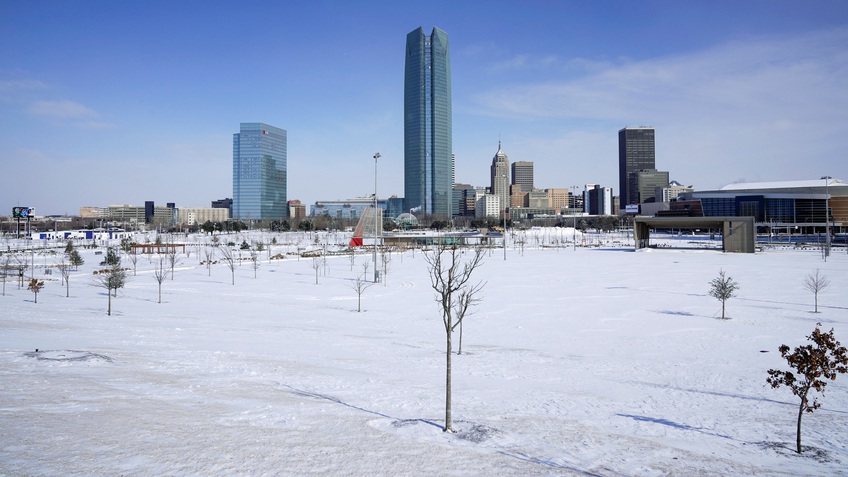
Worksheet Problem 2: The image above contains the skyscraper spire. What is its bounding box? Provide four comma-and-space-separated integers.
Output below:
490, 141, 510, 216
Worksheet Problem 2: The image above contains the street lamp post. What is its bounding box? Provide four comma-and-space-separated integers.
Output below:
502, 174, 507, 261
373, 152, 381, 282
570, 185, 579, 251
823, 175, 831, 260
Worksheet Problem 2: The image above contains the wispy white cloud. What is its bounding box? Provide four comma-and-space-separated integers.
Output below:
75, 120, 116, 130
25, 99, 116, 129
0, 79, 47, 92
27, 99, 98, 119
487, 53, 562, 73
468, 28, 848, 188
473, 28, 848, 124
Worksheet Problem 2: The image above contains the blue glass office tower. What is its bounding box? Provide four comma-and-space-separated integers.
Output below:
232, 123, 287, 221
405, 27, 452, 217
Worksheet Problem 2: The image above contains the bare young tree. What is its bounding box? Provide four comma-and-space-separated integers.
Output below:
204, 247, 215, 277
361, 260, 369, 282
381, 250, 391, 286
57, 263, 72, 297
1, 253, 12, 296
94, 265, 128, 316
803, 269, 830, 313
708, 269, 740, 320
767, 323, 848, 454
219, 247, 237, 285
423, 245, 486, 432
126, 250, 140, 276
165, 242, 181, 281
312, 257, 321, 284
250, 251, 260, 278
15, 255, 29, 289
152, 257, 169, 303
349, 248, 356, 271
349, 273, 375, 312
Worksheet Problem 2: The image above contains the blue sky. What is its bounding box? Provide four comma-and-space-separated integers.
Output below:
2, 1, 847, 216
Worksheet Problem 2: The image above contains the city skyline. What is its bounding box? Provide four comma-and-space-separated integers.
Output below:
2, 2, 847, 215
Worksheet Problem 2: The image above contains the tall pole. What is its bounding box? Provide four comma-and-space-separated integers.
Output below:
823, 175, 831, 260
373, 152, 381, 282
571, 185, 578, 251
502, 174, 507, 261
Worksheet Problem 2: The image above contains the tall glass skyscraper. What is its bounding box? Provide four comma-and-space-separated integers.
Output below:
405, 26, 452, 217
232, 122, 287, 221
618, 127, 655, 207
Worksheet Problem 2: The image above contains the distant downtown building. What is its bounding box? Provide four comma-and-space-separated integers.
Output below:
232, 122, 287, 221
584, 184, 613, 215
511, 161, 534, 191
636, 169, 670, 203
311, 197, 388, 219
618, 127, 655, 207
177, 207, 229, 226
404, 26, 452, 216
490, 143, 510, 217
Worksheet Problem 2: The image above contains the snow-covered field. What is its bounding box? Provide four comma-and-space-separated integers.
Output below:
1, 232, 847, 476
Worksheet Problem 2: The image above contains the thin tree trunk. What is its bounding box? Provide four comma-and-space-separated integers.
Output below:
796, 398, 805, 453
66, 280, 69, 298
814, 293, 818, 313
445, 327, 453, 432
107, 290, 112, 316
158, 282, 162, 303
722, 300, 726, 319
458, 320, 463, 355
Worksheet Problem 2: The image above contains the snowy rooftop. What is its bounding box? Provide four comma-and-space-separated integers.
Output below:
719, 178, 846, 192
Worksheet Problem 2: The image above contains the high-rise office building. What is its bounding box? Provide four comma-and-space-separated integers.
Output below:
232, 123, 287, 221
404, 26, 452, 216
511, 161, 534, 191
618, 127, 655, 207
585, 184, 613, 215
490, 142, 510, 216
636, 169, 669, 203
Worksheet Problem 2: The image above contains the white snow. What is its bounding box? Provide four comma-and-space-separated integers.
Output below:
1, 232, 847, 476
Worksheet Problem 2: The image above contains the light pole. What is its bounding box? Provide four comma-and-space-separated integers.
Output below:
570, 185, 579, 251
373, 152, 381, 282
822, 175, 831, 260
502, 173, 507, 261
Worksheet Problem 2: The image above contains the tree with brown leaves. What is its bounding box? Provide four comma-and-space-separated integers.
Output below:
767, 323, 848, 453
27, 278, 44, 303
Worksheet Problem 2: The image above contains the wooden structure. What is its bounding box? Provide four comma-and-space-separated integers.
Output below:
131, 243, 186, 254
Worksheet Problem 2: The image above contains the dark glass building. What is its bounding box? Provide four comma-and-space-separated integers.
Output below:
232, 123, 287, 221
618, 127, 656, 207
405, 27, 452, 217
511, 161, 534, 191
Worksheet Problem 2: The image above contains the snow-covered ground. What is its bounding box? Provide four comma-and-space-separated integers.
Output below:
1, 231, 847, 476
